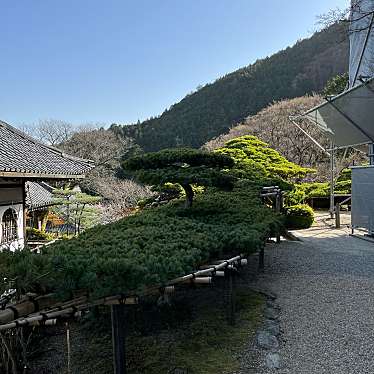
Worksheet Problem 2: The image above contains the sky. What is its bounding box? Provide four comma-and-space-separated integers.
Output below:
0, 0, 348, 128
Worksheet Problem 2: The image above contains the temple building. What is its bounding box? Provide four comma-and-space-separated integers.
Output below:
0, 120, 94, 250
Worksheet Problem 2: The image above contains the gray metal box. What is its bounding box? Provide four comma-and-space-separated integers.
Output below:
351, 166, 374, 234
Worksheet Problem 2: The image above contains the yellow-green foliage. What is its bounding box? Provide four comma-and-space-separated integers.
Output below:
285, 169, 352, 205
26, 228, 54, 241
216, 135, 314, 185
285, 204, 314, 229
323, 72, 349, 96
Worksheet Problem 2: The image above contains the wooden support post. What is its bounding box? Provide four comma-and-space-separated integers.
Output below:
259, 247, 264, 272
111, 304, 127, 374
275, 191, 282, 243
335, 203, 341, 229
22, 180, 27, 248
225, 268, 235, 326
66, 322, 71, 374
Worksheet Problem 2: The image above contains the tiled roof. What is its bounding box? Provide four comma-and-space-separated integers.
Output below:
25, 181, 54, 210
0, 120, 94, 178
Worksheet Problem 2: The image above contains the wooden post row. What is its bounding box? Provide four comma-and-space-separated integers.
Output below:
335, 203, 341, 229
111, 304, 127, 374
225, 268, 235, 326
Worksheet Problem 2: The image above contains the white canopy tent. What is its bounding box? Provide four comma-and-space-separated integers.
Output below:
291, 78, 374, 232
291, 77, 374, 149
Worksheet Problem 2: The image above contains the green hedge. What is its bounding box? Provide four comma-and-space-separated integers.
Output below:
285, 175, 352, 206
0, 183, 283, 298
285, 204, 314, 230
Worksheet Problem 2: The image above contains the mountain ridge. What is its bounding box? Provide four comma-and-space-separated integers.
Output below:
112, 23, 349, 151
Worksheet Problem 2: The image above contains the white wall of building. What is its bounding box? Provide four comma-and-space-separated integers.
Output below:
0, 183, 24, 251
0, 203, 24, 251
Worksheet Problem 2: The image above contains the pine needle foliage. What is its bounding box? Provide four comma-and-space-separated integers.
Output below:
284, 168, 352, 205
123, 148, 235, 207
52, 188, 101, 235
216, 135, 314, 185
0, 183, 282, 298
0, 139, 292, 299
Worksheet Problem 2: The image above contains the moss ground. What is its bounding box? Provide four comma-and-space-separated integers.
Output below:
29, 282, 264, 374
126, 288, 264, 374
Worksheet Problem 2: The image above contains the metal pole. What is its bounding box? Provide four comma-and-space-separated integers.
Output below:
289, 119, 330, 156
111, 304, 127, 374
330, 143, 335, 219
369, 143, 374, 165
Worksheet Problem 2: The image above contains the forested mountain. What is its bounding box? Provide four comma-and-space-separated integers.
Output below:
111, 23, 348, 151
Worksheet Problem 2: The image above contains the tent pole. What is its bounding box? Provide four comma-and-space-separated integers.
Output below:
330, 143, 335, 219
289, 118, 330, 156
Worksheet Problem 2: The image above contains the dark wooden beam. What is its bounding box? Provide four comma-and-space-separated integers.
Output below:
22, 179, 27, 247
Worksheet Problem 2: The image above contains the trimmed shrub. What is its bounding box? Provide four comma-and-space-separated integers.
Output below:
285, 204, 314, 230
284, 187, 306, 206
216, 135, 314, 182
1, 183, 283, 298
26, 228, 53, 241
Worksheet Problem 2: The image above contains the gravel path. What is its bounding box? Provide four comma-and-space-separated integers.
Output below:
252, 225, 374, 374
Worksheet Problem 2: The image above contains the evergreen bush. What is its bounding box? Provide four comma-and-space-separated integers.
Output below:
285, 204, 314, 230
26, 228, 53, 241
0, 183, 283, 298
216, 136, 314, 189
123, 148, 234, 208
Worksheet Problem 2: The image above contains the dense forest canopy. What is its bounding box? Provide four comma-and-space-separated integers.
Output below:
111, 23, 348, 151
